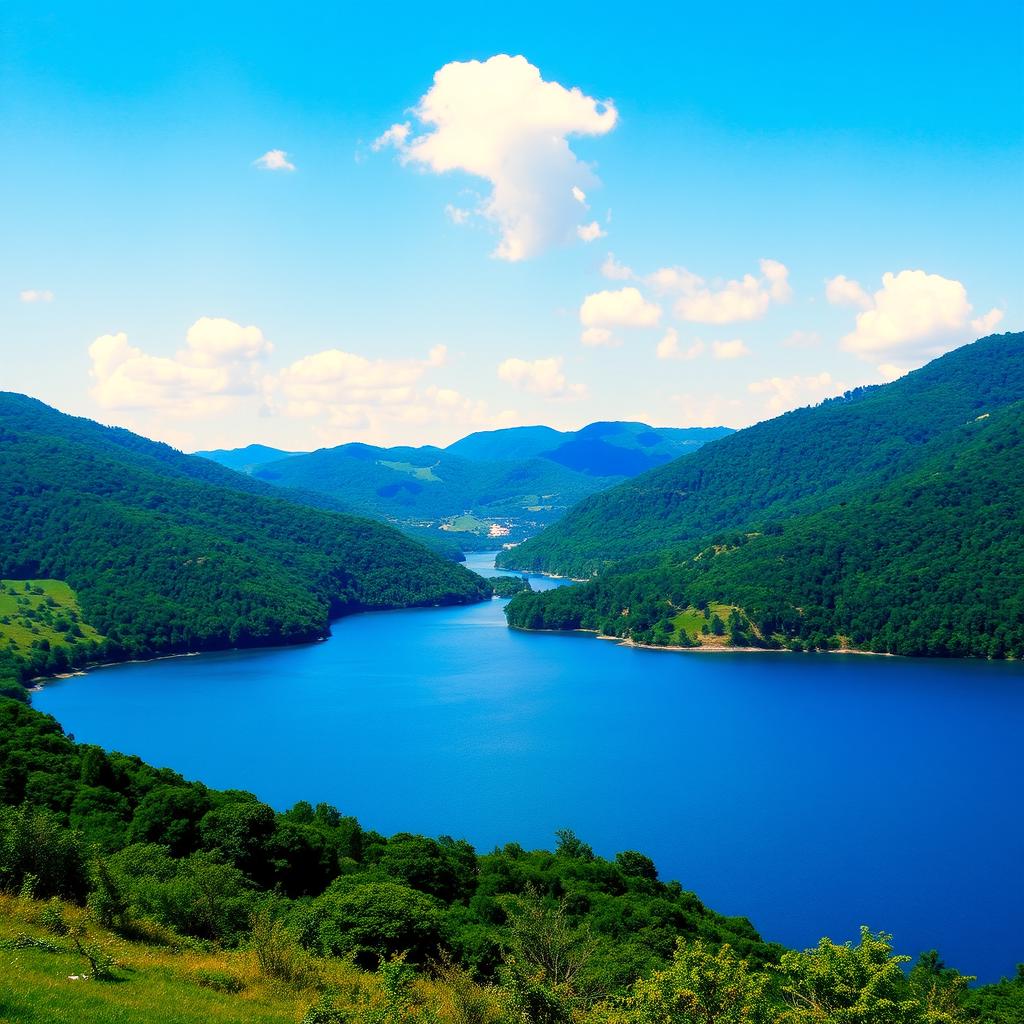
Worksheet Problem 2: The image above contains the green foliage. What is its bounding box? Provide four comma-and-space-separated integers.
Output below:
506, 398, 1024, 658
487, 575, 533, 598
300, 880, 446, 967
0, 391, 490, 680
501, 332, 1024, 579
597, 939, 774, 1024
777, 927, 964, 1023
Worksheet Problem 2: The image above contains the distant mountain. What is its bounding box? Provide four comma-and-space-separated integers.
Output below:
500, 333, 1024, 578
503, 333, 1024, 658
194, 443, 305, 473
0, 393, 489, 686
540, 422, 733, 477
192, 422, 731, 550
447, 421, 733, 477
245, 442, 616, 547
446, 425, 567, 462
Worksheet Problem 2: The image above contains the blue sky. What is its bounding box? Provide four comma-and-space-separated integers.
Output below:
2, 1, 1022, 450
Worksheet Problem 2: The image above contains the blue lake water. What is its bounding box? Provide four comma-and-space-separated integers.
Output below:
35, 552, 1024, 981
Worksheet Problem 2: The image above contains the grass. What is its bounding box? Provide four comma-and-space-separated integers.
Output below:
669, 602, 742, 645
0, 895, 502, 1024
0, 580, 104, 657
377, 460, 441, 482
441, 514, 489, 534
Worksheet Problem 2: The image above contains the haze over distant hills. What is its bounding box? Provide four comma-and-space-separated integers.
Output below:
197, 421, 732, 549
502, 333, 1024, 659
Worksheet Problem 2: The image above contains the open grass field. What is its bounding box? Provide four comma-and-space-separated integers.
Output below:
0, 895, 499, 1024
670, 601, 741, 645
0, 580, 103, 657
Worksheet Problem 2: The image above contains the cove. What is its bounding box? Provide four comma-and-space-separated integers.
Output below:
34, 552, 1024, 982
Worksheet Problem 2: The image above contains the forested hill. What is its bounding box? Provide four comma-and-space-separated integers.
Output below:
498, 332, 1024, 578
505, 399, 1024, 658
0, 393, 489, 686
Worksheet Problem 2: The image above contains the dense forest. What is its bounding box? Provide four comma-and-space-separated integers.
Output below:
0, 393, 489, 693
0, 696, 1020, 1022
505, 400, 1024, 657
498, 333, 1024, 579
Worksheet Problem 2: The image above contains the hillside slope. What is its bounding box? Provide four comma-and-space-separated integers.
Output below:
505, 397, 1024, 658
499, 333, 1024, 577
247, 442, 617, 546
447, 420, 732, 476
0, 393, 489, 684
194, 443, 305, 473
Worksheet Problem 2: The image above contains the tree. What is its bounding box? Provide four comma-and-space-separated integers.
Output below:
299, 880, 445, 968
778, 927, 966, 1023
600, 939, 773, 1024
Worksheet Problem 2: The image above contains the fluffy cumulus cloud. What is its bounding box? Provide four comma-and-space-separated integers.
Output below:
89, 317, 273, 414
19, 289, 55, 303
374, 54, 618, 261
664, 259, 792, 324
600, 253, 633, 281
581, 327, 616, 348
270, 345, 447, 423
711, 339, 750, 360
579, 287, 661, 338
497, 356, 584, 397
656, 329, 704, 361
577, 221, 606, 243
253, 149, 296, 171
748, 371, 844, 414
825, 274, 871, 309
840, 269, 1004, 364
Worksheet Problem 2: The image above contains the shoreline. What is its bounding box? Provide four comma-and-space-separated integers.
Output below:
509, 625, 894, 657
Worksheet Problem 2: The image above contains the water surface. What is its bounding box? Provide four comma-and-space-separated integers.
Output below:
35, 552, 1024, 981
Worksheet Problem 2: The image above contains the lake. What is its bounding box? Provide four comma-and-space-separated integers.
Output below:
35, 552, 1024, 981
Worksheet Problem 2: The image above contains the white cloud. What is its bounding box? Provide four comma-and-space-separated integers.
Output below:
377, 54, 617, 261
748, 371, 844, 414
601, 253, 633, 281
581, 327, 617, 347
89, 318, 272, 414
572, 186, 587, 204
656, 329, 704, 361
19, 289, 55, 303
647, 266, 702, 294
273, 346, 442, 416
876, 363, 909, 382
253, 149, 296, 172
711, 339, 750, 360
825, 274, 871, 309
669, 259, 792, 324
840, 269, 1003, 362
445, 204, 471, 225
497, 356, 584, 397
577, 220, 606, 243
580, 286, 661, 329
372, 122, 410, 151
971, 307, 1005, 335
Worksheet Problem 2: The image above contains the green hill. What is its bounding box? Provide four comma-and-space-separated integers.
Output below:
205, 423, 730, 551
245, 442, 617, 547
499, 333, 1024, 578
193, 443, 306, 473
505, 398, 1024, 658
447, 421, 732, 476
0, 393, 489, 689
